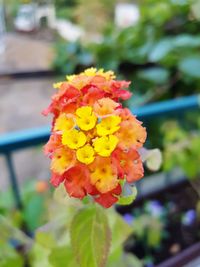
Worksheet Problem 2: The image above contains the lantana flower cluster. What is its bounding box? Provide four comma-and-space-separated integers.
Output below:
43, 68, 146, 208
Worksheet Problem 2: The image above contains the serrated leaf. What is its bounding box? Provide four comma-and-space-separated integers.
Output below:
106, 247, 123, 267
70, 205, 111, 267
108, 211, 132, 253
49, 246, 79, 267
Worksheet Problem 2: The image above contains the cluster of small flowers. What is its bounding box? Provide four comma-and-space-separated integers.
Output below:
43, 68, 146, 208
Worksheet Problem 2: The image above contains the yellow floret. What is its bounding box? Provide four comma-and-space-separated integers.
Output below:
76, 106, 97, 131
53, 82, 63, 89
97, 69, 116, 80
62, 129, 87, 149
51, 148, 75, 174
76, 106, 93, 117
91, 164, 117, 193
96, 115, 121, 136
54, 114, 75, 132
93, 135, 119, 157
83, 68, 116, 80
76, 145, 95, 165
84, 67, 97, 76
66, 74, 76, 82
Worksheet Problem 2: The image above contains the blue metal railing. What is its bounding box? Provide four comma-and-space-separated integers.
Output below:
0, 94, 200, 208
131, 94, 200, 118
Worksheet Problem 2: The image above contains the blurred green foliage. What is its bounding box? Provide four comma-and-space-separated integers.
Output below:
0, 184, 141, 267
0, 180, 49, 232
54, 0, 200, 104
162, 114, 200, 179
54, 0, 76, 20
126, 201, 167, 251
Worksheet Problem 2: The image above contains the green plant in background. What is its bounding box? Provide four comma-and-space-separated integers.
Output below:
0, 185, 142, 267
124, 200, 167, 265
54, 0, 76, 21
3, 0, 20, 30
53, 0, 200, 105
53, 42, 93, 74
1, 180, 199, 267
0, 180, 50, 232
162, 113, 200, 217
162, 115, 200, 180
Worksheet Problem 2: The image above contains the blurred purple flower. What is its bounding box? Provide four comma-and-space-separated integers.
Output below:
146, 200, 164, 218
123, 213, 134, 225
182, 210, 196, 226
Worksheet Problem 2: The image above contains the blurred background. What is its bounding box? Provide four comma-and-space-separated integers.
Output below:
0, 0, 200, 266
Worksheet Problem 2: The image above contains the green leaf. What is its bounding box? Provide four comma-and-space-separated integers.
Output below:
0, 243, 24, 267
0, 189, 14, 210
49, 246, 79, 267
70, 205, 111, 267
107, 251, 142, 267
149, 38, 174, 62
24, 194, 45, 231
117, 185, 137, 206
137, 67, 170, 84
178, 56, 200, 78
108, 211, 132, 253
147, 222, 162, 248
0, 215, 32, 246
106, 247, 123, 267
173, 34, 200, 48
29, 243, 52, 267
106, 211, 132, 267
35, 232, 56, 249
124, 253, 143, 267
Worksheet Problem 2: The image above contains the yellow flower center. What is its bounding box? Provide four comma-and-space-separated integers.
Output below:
96, 115, 121, 136
66, 74, 76, 82
62, 129, 87, 149
76, 106, 97, 131
53, 82, 63, 89
93, 135, 119, 157
51, 148, 75, 174
76, 144, 95, 165
54, 113, 75, 132
83, 67, 116, 80
90, 162, 118, 193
